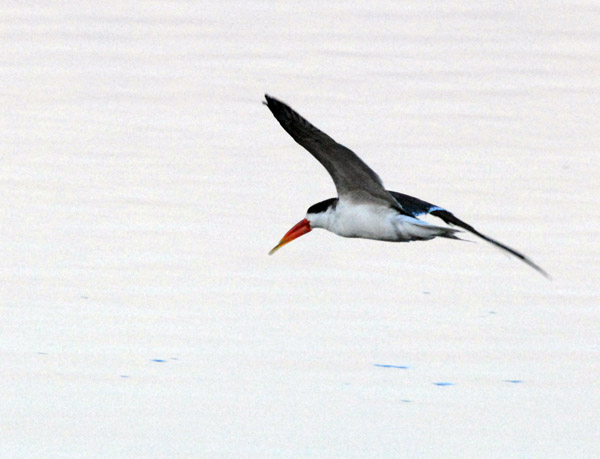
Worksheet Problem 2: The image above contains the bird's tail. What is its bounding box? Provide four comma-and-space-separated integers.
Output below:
397, 217, 462, 241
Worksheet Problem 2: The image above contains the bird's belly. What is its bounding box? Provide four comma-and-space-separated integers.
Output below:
328, 204, 444, 242
330, 206, 401, 241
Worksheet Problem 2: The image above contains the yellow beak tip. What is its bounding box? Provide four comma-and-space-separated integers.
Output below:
268, 244, 283, 255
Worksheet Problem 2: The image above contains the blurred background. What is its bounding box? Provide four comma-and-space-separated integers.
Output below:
1, 2, 599, 457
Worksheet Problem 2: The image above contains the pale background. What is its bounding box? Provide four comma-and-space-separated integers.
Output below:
1, 1, 599, 457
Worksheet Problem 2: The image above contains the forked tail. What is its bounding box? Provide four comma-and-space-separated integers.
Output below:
398, 217, 462, 242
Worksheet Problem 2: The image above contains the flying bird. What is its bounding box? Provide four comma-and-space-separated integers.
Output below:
264, 94, 548, 277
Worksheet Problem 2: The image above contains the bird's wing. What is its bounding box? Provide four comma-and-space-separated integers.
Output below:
389, 191, 549, 278
265, 95, 401, 208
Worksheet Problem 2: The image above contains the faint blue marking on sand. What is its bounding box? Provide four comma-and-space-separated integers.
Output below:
374, 364, 409, 369
505, 379, 523, 383
433, 382, 454, 386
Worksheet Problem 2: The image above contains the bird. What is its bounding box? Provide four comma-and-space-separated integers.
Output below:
264, 94, 548, 278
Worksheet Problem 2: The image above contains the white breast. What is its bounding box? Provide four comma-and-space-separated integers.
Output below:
325, 201, 401, 241
308, 200, 454, 243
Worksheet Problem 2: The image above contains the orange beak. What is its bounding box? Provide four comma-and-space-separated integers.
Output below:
269, 218, 312, 255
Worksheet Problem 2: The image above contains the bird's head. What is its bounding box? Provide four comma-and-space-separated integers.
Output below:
268, 198, 338, 255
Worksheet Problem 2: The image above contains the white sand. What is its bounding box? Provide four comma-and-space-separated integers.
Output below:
2, 1, 599, 457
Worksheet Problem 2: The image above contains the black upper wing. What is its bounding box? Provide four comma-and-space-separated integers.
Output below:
265, 95, 402, 209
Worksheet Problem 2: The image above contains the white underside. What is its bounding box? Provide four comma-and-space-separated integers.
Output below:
308, 201, 458, 242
